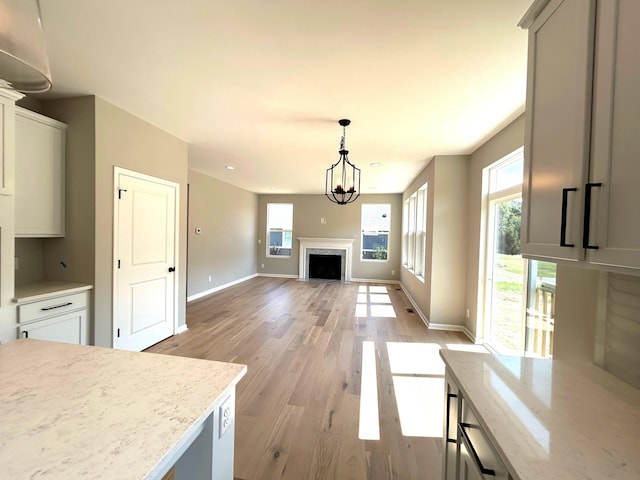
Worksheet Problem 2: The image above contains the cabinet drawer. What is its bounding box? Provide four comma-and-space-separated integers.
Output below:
18, 292, 88, 324
459, 397, 508, 479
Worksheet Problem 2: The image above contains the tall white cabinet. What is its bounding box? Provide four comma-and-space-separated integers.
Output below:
520, 0, 640, 271
14, 106, 67, 237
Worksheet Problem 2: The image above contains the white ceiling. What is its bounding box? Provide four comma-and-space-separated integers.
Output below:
36, 0, 531, 194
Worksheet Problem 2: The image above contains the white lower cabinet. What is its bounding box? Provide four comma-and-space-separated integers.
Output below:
443, 372, 509, 480
443, 372, 459, 480
17, 291, 90, 345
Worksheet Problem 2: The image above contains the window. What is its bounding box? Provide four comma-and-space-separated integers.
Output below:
361, 204, 390, 261
481, 147, 556, 358
403, 182, 427, 277
267, 203, 293, 257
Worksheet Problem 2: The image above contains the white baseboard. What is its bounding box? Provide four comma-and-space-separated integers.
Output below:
175, 324, 188, 334
256, 273, 299, 279
399, 283, 430, 328
187, 274, 257, 302
399, 283, 474, 337
351, 278, 401, 284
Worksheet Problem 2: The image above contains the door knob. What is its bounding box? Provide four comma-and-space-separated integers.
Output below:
168, 267, 175, 272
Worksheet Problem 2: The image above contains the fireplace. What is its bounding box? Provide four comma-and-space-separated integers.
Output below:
298, 237, 353, 282
309, 254, 341, 280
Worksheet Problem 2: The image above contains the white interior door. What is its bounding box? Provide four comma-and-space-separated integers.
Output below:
114, 168, 178, 351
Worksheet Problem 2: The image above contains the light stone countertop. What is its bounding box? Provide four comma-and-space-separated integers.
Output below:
0, 339, 247, 479
14, 281, 94, 303
440, 349, 640, 480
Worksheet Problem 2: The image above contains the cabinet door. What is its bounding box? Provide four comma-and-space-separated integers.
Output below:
19, 310, 88, 345
587, 0, 640, 270
15, 108, 66, 237
443, 373, 459, 480
520, 0, 596, 261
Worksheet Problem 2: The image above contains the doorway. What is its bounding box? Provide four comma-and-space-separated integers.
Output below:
482, 149, 556, 358
113, 167, 179, 351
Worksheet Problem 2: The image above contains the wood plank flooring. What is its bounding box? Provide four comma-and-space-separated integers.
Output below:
146, 277, 472, 480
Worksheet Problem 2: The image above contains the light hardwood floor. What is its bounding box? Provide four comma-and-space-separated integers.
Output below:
147, 277, 472, 480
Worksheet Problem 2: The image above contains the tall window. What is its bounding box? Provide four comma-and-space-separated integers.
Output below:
403, 182, 427, 278
361, 204, 390, 261
267, 203, 293, 257
482, 148, 556, 358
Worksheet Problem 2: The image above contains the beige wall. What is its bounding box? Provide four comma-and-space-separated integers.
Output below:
94, 98, 188, 346
257, 194, 402, 281
401, 156, 469, 327
553, 264, 599, 361
41, 96, 189, 347
42, 96, 96, 288
187, 170, 258, 297
464, 114, 525, 340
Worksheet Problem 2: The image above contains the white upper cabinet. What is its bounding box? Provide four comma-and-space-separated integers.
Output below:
520, 0, 596, 262
588, 0, 640, 269
0, 89, 23, 195
520, 0, 640, 271
15, 107, 67, 237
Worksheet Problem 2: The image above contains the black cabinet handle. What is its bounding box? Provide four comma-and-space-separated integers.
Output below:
459, 423, 496, 476
582, 182, 602, 249
41, 302, 72, 311
168, 267, 176, 272
445, 393, 457, 444
560, 187, 577, 247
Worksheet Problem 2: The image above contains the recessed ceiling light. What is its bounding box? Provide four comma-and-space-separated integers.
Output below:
370, 162, 381, 167
225, 165, 235, 170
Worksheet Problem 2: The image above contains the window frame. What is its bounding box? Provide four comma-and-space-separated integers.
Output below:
266, 203, 294, 258
402, 182, 427, 281
360, 203, 391, 262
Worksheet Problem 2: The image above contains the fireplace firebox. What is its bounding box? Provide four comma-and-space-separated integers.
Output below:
308, 254, 341, 281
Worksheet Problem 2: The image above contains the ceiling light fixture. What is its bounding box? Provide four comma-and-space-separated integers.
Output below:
325, 119, 360, 205
370, 162, 381, 167
225, 165, 235, 170
0, 0, 52, 93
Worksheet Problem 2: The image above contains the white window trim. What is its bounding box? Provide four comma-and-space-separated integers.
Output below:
361, 204, 391, 263
266, 203, 293, 258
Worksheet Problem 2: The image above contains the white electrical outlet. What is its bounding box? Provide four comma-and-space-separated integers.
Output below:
466, 308, 470, 319
219, 396, 233, 438
208, 275, 212, 282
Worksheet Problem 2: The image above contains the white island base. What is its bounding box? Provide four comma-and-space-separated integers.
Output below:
0, 339, 247, 479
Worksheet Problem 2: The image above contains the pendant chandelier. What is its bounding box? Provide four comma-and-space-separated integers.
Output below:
325, 119, 361, 205
0, 0, 52, 93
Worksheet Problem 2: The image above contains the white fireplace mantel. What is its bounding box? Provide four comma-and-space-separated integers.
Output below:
298, 237, 354, 282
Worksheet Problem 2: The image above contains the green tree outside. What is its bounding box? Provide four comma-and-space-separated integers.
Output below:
497, 201, 521, 255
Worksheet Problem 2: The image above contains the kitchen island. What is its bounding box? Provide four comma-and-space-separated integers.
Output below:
440, 349, 640, 480
0, 339, 247, 479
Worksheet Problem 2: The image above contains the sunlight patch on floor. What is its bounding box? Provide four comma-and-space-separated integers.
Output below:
359, 341, 380, 440
387, 342, 444, 375
392, 376, 444, 438
356, 285, 397, 318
